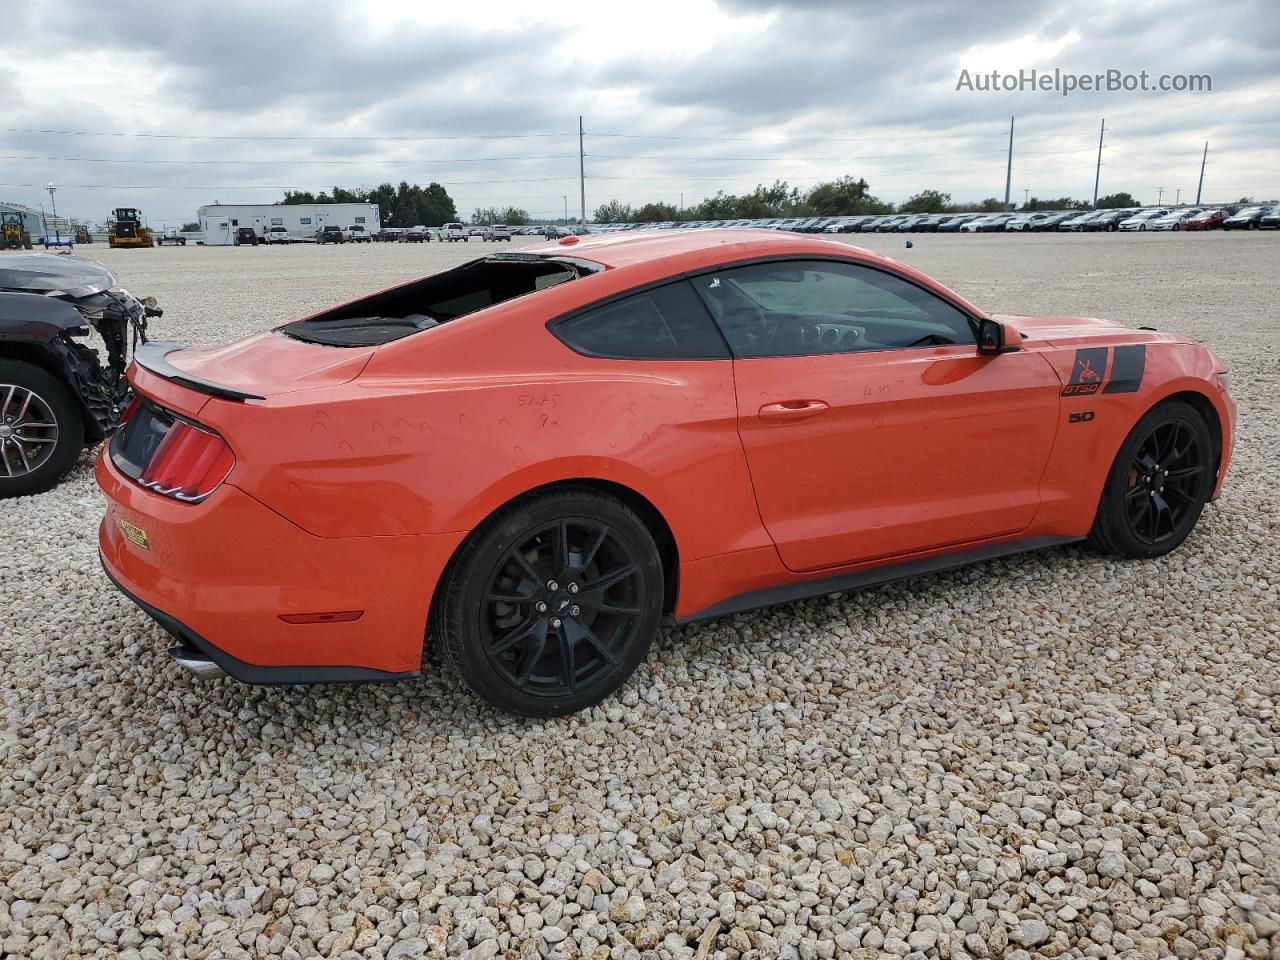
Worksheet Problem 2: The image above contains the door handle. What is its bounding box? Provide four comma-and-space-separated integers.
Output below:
758, 399, 830, 421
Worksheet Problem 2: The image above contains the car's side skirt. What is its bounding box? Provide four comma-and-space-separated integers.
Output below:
677, 535, 1081, 623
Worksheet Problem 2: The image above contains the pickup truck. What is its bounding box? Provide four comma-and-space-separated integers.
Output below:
316, 225, 346, 244
347, 224, 373, 243
442, 222, 469, 242
482, 224, 513, 241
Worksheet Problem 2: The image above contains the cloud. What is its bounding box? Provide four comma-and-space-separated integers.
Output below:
0, 0, 1276, 222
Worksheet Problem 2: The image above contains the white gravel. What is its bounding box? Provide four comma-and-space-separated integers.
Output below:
1, 233, 1277, 960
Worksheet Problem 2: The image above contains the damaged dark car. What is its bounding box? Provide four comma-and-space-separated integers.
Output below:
0, 254, 160, 497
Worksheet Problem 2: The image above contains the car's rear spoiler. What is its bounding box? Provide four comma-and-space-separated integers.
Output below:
133, 340, 265, 401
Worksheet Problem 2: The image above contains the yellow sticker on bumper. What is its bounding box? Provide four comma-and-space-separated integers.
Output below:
118, 519, 150, 550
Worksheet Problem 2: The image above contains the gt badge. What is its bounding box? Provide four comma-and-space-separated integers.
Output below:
1062, 347, 1108, 396
118, 519, 150, 550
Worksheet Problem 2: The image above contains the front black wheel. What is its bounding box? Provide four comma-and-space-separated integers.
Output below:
432, 488, 664, 716
0, 360, 85, 498
1088, 400, 1214, 558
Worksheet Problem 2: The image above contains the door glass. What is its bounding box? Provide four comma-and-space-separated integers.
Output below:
693, 260, 974, 357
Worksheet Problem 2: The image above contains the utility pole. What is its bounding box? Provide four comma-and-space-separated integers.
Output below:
563, 195, 568, 224
1003, 116, 1014, 212
1023, 188, 1030, 208
1195, 141, 1208, 205
1156, 186, 1164, 205
680, 192, 683, 213
578, 116, 586, 226
1092, 118, 1105, 208
1176, 188, 1181, 205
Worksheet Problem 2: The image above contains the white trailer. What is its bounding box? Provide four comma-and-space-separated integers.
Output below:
196, 202, 381, 245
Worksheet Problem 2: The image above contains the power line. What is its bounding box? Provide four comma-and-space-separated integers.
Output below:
0, 176, 583, 189
0, 153, 577, 166
588, 147, 1093, 162
586, 130, 1006, 143
588, 149, 1011, 162
2, 127, 574, 142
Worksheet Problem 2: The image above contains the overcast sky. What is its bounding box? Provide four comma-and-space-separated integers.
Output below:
2, 0, 1276, 225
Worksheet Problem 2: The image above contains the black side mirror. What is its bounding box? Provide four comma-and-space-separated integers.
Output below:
977, 317, 1018, 355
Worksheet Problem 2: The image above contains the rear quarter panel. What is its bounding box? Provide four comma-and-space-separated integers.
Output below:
194, 279, 770, 564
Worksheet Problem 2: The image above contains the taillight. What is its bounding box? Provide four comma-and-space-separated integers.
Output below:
137, 420, 234, 502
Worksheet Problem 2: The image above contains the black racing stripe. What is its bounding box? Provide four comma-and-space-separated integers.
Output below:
1103, 344, 1146, 394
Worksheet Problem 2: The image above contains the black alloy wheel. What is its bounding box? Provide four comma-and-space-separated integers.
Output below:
433, 488, 664, 716
1089, 400, 1214, 558
1122, 418, 1205, 545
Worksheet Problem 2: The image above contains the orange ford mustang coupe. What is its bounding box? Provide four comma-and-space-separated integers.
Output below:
98, 230, 1235, 715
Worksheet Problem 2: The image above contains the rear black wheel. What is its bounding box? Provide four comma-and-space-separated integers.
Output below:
1088, 400, 1214, 558
0, 360, 85, 498
432, 488, 664, 716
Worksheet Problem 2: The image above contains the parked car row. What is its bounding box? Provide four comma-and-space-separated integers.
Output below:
234, 224, 375, 245
230, 204, 1280, 248
367, 224, 515, 242
584, 203, 1280, 237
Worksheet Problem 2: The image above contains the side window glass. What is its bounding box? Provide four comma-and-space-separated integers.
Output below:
691, 260, 974, 358
554, 281, 729, 360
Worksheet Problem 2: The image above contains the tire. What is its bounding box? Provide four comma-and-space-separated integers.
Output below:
431, 487, 665, 716
0, 360, 86, 499
1088, 400, 1214, 559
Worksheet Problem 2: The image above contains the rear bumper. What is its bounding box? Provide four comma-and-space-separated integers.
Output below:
100, 558, 419, 684
97, 448, 466, 683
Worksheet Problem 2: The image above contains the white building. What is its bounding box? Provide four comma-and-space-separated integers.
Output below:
197, 202, 381, 245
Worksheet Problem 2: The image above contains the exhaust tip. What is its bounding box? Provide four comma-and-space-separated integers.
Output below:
167, 645, 226, 680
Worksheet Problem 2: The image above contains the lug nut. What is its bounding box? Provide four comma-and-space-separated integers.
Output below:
550, 617, 562, 628
535, 601, 547, 613
570, 605, 580, 616
547, 580, 559, 591
567, 583, 579, 594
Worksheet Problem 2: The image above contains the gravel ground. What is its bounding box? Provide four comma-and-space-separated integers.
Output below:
1, 233, 1277, 960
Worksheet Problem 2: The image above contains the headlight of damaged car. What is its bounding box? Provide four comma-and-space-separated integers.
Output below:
1216, 371, 1231, 393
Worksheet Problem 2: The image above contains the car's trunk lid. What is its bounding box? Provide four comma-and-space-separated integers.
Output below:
137, 332, 376, 402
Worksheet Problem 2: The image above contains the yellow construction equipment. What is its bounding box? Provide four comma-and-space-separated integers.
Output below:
107, 208, 154, 248
2, 211, 33, 250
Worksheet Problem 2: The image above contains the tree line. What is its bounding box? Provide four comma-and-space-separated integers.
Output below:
272, 178, 1144, 228
282, 182, 458, 227
592, 177, 1143, 223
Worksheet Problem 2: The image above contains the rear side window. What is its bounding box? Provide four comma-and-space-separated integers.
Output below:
554, 281, 729, 360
